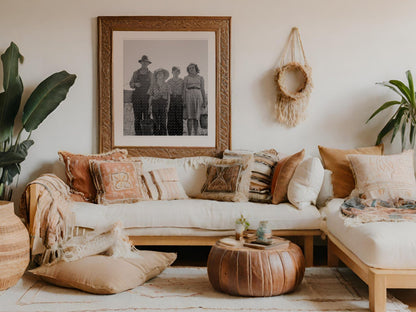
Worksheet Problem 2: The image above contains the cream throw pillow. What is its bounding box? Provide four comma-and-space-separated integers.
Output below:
29, 251, 177, 294
348, 150, 416, 200
287, 157, 324, 209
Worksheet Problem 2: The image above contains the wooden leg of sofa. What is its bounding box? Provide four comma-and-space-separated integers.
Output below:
304, 236, 314, 267
327, 239, 340, 267
368, 270, 386, 312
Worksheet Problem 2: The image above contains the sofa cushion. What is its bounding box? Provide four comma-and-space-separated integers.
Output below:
347, 150, 416, 200
71, 199, 322, 232
137, 156, 218, 197
287, 157, 324, 209
223, 149, 279, 203
318, 145, 384, 198
199, 156, 253, 202
89, 159, 149, 204
58, 149, 128, 202
149, 168, 188, 200
271, 149, 305, 204
323, 198, 416, 269
29, 251, 177, 294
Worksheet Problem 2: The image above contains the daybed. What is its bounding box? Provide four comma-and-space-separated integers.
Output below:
22, 154, 324, 267
323, 198, 416, 312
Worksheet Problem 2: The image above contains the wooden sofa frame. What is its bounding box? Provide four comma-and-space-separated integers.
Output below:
26, 184, 320, 267
327, 232, 416, 312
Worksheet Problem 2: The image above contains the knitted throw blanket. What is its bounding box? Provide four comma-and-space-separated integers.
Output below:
20, 174, 140, 266
341, 196, 416, 226
20, 174, 75, 265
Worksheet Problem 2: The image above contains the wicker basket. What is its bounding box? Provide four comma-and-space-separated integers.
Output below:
0, 201, 29, 290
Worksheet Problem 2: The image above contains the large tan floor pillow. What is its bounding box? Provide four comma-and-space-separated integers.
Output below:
29, 251, 177, 294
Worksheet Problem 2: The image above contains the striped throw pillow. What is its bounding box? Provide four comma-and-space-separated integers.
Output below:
223, 149, 279, 203
142, 168, 188, 200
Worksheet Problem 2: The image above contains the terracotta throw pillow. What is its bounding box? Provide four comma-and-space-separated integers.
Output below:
271, 149, 305, 204
348, 150, 416, 200
89, 159, 149, 204
318, 145, 383, 198
58, 149, 128, 202
29, 251, 177, 294
199, 156, 254, 202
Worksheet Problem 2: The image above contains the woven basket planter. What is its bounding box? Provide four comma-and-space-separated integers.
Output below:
0, 201, 29, 290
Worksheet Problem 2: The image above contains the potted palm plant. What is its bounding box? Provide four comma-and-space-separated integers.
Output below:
0, 42, 76, 200
367, 70, 416, 151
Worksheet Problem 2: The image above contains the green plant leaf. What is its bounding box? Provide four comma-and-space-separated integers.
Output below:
22, 71, 76, 132
391, 108, 406, 143
377, 82, 406, 100
0, 163, 20, 184
410, 123, 416, 148
406, 70, 415, 108
1, 42, 23, 91
0, 42, 24, 143
366, 100, 401, 123
0, 139, 33, 167
376, 116, 396, 145
389, 79, 412, 104
401, 119, 407, 151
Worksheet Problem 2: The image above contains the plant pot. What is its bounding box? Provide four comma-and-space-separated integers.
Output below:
235, 223, 245, 240
0, 201, 29, 290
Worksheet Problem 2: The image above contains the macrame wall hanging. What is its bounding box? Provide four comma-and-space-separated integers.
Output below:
274, 27, 313, 127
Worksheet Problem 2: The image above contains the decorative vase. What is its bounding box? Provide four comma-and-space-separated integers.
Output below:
256, 220, 271, 241
0, 201, 30, 290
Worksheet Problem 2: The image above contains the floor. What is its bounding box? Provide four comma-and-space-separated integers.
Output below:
140, 245, 416, 311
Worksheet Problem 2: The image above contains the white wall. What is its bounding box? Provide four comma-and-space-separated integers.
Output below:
0, 0, 414, 203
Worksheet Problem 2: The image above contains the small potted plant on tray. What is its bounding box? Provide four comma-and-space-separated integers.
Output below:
235, 214, 250, 240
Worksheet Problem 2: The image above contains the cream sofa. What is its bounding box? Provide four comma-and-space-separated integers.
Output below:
25, 156, 324, 267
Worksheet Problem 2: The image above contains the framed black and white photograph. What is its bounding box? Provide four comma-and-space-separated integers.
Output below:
98, 16, 231, 158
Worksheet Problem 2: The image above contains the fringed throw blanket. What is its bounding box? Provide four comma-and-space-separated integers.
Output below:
20, 174, 75, 265
341, 197, 416, 226
19, 174, 140, 266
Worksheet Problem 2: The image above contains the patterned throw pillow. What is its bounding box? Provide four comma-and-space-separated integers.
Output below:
347, 150, 416, 200
271, 149, 305, 204
199, 156, 254, 202
318, 145, 384, 198
141, 168, 188, 200
223, 149, 279, 203
89, 160, 149, 205
58, 149, 128, 202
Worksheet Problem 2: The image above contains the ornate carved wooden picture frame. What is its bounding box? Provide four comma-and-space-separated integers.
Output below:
98, 16, 231, 158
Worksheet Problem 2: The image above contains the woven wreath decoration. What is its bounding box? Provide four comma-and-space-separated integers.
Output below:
274, 28, 313, 127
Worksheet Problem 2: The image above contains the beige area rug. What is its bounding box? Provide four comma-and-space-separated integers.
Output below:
0, 267, 409, 312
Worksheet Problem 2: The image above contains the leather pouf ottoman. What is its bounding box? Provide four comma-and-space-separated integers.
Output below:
207, 239, 305, 297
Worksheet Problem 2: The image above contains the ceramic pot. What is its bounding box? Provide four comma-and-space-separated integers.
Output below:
235, 223, 245, 240
0, 201, 29, 290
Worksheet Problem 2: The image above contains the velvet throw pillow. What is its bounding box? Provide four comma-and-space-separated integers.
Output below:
199, 156, 253, 202
348, 150, 416, 200
271, 149, 305, 204
29, 251, 177, 294
58, 149, 128, 202
318, 144, 383, 198
89, 159, 149, 205
223, 149, 279, 203
141, 168, 188, 200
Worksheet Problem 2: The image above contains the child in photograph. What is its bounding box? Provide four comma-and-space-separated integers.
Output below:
148, 68, 171, 135
183, 63, 206, 136
129, 55, 153, 135
167, 66, 184, 135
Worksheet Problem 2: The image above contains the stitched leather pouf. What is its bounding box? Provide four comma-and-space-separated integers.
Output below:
207, 239, 305, 296
0, 201, 30, 290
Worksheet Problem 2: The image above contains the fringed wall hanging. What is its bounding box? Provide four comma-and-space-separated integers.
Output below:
274, 27, 312, 127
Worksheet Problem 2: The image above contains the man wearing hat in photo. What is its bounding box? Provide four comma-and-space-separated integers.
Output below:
129, 55, 153, 135
148, 68, 171, 135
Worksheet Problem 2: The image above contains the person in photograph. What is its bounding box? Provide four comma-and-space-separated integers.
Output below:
167, 66, 184, 135
129, 55, 153, 135
148, 68, 171, 135
183, 63, 206, 136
